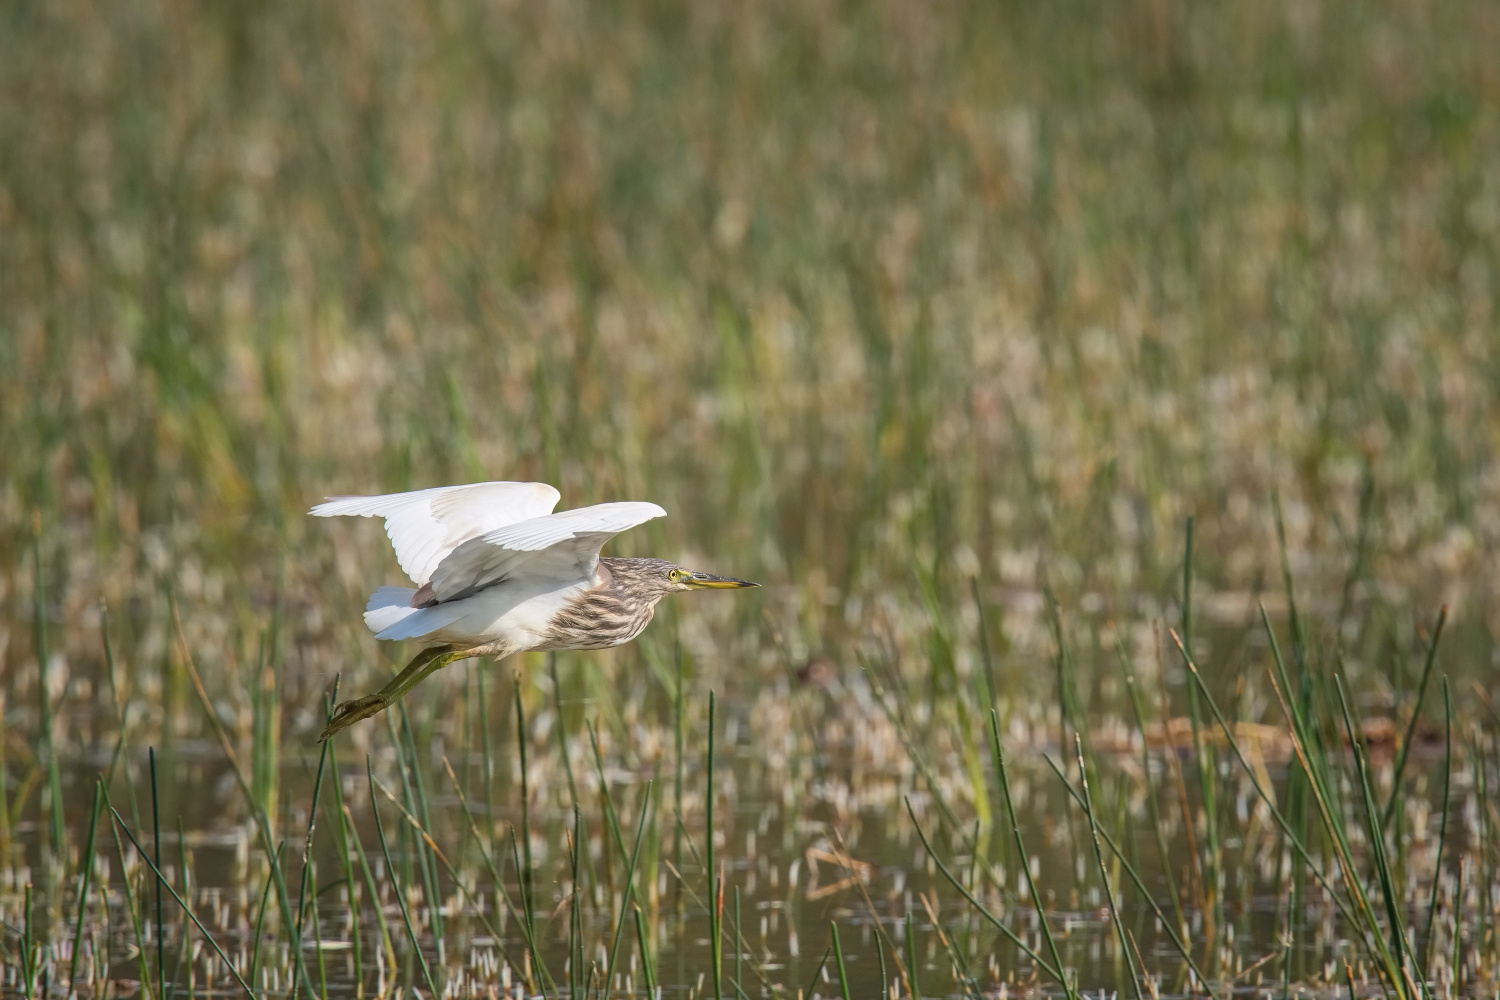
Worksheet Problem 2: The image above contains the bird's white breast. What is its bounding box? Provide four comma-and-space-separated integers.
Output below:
415, 576, 593, 653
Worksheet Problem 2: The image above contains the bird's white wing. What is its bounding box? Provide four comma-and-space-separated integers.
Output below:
310, 481, 562, 585
424, 501, 666, 603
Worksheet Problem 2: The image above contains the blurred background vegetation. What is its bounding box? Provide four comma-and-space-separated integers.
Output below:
3, 1, 1500, 994
2, 0, 1499, 773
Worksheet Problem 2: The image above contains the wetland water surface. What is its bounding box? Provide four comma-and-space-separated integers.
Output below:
3, 611, 1485, 1000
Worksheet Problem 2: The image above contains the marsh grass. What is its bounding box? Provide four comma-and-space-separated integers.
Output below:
3, 0, 1500, 996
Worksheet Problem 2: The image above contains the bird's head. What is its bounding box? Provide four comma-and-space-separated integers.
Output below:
601, 557, 759, 597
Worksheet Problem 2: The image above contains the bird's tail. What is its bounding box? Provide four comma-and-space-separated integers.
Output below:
364, 586, 420, 636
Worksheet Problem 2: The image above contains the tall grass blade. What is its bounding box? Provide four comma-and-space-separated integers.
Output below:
1036, 753, 1209, 986
440, 756, 549, 993
290, 675, 336, 1000
176, 609, 300, 982
1334, 677, 1421, 997
34, 532, 67, 860
1073, 734, 1145, 1000
1180, 517, 1220, 931
109, 821, 154, 1000
246, 842, 285, 992
905, 912, 921, 1000
149, 747, 166, 1000
321, 690, 363, 994
993, 708, 1078, 996
1114, 635, 1186, 939
1421, 678, 1453, 973
1383, 608, 1446, 830
904, 797, 1062, 981
707, 689, 723, 1000
604, 780, 654, 992
367, 757, 437, 998
1176, 629, 1410, 992
514, 676, 535, 921
633, 904, 657, 996
67, 779, 105, 994
104, 797, 258, 998
830, 922, 853, 1000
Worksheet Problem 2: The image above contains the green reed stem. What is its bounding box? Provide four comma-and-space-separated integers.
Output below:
309, 865, 329, 1000
1181, 517, 1220, 931
830, 923, 853, 1000
1181, 629, 1410, 994
1421, 679, 1453, 972
109, 832, 153, 1000
673, 644, 685, 890
67, 780, 105, 994
552, 655, 581, 810
590, 722, 627, 862
1038, 753, 1209, 987
566, 808, 581, 999
367, 771, 519, 978
708, 689, 722, 1000
477, 665, 496, 860
291, 677, 336, 1000
20, 882, 34, 1000
367, 757, 437, 998
605, 780, 654, 991
178, 612, 301, 987
905, 796, 1064, 981
396, 707, 444, 955
439, 756, 549, 993
337, 803, 396, 975
989, 710, 1076, 1000
801, 947, 831, 1000
1383, 607, 1446, 830
168, 815, 190, 996
905, 911, 922, 1000
322, 689, 363, 991
971, 577, 999, 709
1114, 634, 1187, 939
633, 905, 657, 995
35, 534, 66, 860
246, 842, 283, 991
1177, 632, 1366, 936
514, 676, 535, 921
1335, 678, 1422, 997
149, 748, 166, 1000
105, 799, 257, 999
734, 885, 746, 1000
1073, 735, 1145, 1000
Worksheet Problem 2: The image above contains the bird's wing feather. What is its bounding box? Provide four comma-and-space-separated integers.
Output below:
310, 481, 561, 585
425, 501, 666, 603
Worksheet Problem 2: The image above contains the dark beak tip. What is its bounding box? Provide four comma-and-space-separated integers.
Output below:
690, 573, 759, 589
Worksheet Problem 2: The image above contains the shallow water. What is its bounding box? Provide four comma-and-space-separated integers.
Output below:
2, 615, 1480, 999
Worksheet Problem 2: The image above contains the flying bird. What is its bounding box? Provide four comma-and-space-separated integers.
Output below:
312, 481, 757, 740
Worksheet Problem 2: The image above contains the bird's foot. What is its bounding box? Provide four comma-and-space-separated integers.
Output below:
319, 694, 388, 742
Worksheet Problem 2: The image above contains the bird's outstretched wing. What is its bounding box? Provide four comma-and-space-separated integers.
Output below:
422, 501, 666, 604
310, 482, 561, 586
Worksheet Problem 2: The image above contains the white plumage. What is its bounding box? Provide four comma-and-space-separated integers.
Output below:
313, 479, 756, 741
312, 481, 665, 651
311, 480, 563, 585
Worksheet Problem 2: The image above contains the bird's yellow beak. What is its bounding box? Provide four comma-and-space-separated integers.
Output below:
685, 572, 759, 589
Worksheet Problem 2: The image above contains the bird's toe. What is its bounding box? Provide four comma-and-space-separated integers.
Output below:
319, 695, 386, 742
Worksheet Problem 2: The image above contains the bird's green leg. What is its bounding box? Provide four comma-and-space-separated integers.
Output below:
320, 644, 465, 741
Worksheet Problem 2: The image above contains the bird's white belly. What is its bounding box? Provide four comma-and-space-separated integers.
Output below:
422, 578, 589, 653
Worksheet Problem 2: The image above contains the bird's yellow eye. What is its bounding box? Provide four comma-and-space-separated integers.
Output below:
669, 568, 681, 582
